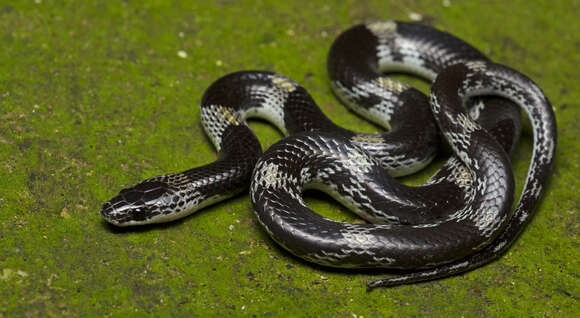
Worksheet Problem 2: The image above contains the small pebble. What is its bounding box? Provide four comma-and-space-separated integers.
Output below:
408, 12, 423, 21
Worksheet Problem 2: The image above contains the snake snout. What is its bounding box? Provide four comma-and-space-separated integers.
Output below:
101, 180, 173, 226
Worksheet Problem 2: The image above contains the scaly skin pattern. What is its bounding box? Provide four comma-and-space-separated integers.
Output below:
101, 20, 502, 227
251, 61, 555, 287
367, 62, 556, 288
100, 69, 440, 226
101, 21, 556, 288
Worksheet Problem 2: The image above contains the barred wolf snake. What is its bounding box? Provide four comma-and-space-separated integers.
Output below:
101, 21, 556, 288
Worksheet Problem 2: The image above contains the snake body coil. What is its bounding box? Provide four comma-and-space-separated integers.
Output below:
101, 21, 556, 287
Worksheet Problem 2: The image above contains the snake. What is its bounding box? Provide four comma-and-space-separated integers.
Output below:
101, 21, 556, 287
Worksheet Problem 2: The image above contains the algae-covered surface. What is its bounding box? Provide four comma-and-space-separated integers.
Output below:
1, 0, 578, 316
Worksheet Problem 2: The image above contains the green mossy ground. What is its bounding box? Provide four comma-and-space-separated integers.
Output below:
1, 1, 578, 317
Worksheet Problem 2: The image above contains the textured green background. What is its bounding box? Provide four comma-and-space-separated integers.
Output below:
1, 0, 578, 317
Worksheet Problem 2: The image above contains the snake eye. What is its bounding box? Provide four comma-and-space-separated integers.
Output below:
129, 207, 148, 222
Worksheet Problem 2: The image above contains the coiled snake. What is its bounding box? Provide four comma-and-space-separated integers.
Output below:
101, 21, 556, 288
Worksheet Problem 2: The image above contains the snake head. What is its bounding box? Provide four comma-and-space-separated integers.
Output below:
101, 179, 180, 226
